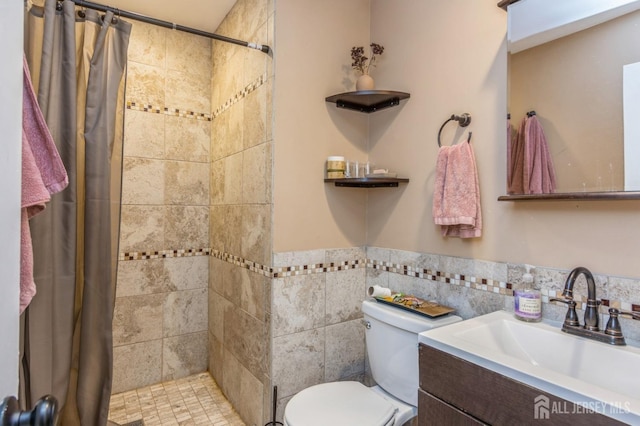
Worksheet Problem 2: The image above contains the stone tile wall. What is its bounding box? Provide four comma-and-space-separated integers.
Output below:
268, 246, 640, 422
112, 21, 212, 394
208, 1, 274, 425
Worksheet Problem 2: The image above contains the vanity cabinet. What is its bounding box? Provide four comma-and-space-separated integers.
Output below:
418, 344, 624, 425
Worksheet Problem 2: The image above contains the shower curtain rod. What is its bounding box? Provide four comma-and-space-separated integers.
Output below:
67, 0, 272, 55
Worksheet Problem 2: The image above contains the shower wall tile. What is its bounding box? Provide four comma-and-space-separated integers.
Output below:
224, 305, 267, 381
324, 320, 366, 382
209, 205, 226, 251
208, 2, 274, 424
164, 206, 209, 249
166, 70, 210, 113
208, 285, 229, 342
127, 21, 166, 68
116, 258, 167, 297
119, 205, 164, 253
126, 62, 165, 107
239, 267, 267, 321
164, 115, 210, 162
241, 204, 271, 265
163, 288, 208, 337
235, 361, 264, 426
113, 294, 165, 346
166, 30, 211, 77
223, 153, 243, 204
210, 160, 225, 205
112, 340, 163, 394
222, 260, 242, 307
242, 142, 271, 204
225, 205, 244, 256
123, 110, 164, 159
117, 18, 213, 395
122, 158, 165, 205
208, 332, 224, 386
243, 83, 267, 149
226, 103, 245, 154
162, 331, 209, 382
164, 161, 210, 205
164, 256, 209, 291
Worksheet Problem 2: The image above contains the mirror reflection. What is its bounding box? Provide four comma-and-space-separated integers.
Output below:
508, 9, 640, 194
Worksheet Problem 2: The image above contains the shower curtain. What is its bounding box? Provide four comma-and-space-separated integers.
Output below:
22, 1, 130, 425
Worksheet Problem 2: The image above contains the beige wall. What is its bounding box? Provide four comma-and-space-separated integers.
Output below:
273, 0, 371, 252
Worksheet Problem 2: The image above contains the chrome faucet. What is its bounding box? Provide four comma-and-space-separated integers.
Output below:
552, 266, 628, 345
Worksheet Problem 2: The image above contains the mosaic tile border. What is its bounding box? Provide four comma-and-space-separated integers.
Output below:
367, 259, 513, 296
125, 72, 266, 122
119, 248, 211, 261
118, 249, 639, 310
126, 101, 212, 121
272, 259, 366, 278
212, 73, 266, 118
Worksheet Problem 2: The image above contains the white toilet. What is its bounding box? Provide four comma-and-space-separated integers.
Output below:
283, 299, 462, 426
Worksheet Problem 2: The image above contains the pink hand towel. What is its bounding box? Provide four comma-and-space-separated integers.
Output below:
524, 115, 556, 194
432, 140, 482, 238
20, 55, 69, 313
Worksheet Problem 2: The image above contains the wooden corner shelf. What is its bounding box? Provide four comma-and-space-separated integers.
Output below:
325, 90, 410, 113
324, 177, 409, 188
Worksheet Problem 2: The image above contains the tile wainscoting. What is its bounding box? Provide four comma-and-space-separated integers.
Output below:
116, 245, 640, 420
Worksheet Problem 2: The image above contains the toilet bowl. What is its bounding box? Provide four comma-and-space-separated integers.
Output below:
283, 299, 462, 426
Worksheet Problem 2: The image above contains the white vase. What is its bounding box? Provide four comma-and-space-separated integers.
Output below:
356, 74, 375, 91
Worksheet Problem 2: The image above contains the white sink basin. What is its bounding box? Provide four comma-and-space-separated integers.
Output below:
419, 310, 640, 423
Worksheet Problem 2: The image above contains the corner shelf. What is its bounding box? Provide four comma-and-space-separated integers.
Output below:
324, 177, 409, 188
325, 90, 410, 113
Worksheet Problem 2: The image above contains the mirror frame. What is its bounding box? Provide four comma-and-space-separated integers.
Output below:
498, 0, 640, 201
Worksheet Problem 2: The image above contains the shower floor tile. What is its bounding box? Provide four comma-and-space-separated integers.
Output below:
108, 373, 246, 426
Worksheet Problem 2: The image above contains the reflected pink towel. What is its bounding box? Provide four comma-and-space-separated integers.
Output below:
523, 115, 556, 194
432, 141, 482, 238
21, 55, 68, 313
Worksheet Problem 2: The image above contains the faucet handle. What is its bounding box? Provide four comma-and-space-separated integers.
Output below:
550, 297, 580, 327
550, 295, 573, 304
604, 309, 628, 345
617, 309, 640, 320
605, 308, 623, 336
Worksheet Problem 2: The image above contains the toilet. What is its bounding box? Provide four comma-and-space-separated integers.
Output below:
283, 299, 462, 426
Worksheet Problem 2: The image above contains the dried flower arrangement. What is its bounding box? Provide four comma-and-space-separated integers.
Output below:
350, 43, 385, 75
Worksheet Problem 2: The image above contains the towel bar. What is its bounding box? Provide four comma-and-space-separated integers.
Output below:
437, 113, 472, 147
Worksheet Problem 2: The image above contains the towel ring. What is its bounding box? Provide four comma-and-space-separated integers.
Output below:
437, 113, 472, 147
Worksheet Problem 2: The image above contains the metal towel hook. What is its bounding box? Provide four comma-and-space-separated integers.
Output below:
437, 113, 472, 147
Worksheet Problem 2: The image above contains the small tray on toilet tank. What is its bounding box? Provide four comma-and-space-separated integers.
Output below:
374, 295, 455, 318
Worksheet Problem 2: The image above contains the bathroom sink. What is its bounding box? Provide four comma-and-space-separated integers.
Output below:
419, 310, 640, 424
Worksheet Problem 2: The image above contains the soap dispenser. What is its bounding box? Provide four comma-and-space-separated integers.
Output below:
514, 264, 542, 322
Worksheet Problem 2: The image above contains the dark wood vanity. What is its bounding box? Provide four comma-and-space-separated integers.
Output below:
418, 344, 625, 425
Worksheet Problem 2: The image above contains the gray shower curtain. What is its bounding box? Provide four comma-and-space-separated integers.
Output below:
22, 1, 130, 425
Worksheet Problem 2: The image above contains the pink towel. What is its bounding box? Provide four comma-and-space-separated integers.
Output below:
523, 115, 556, 194
20, 55, 69, 313
432, 140, 482, 238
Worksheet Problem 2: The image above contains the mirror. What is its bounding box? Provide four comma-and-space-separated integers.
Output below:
507, 8, 640, 197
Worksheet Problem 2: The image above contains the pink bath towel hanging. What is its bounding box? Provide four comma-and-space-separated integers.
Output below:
432, 139, 482, 238
523, 114, 556, 194
20, 54, 69, 313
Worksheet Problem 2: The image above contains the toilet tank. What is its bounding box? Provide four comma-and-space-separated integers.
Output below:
362, 299, 461, 407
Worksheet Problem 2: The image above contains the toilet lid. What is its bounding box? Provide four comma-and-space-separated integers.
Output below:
284, 381, 396, 426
